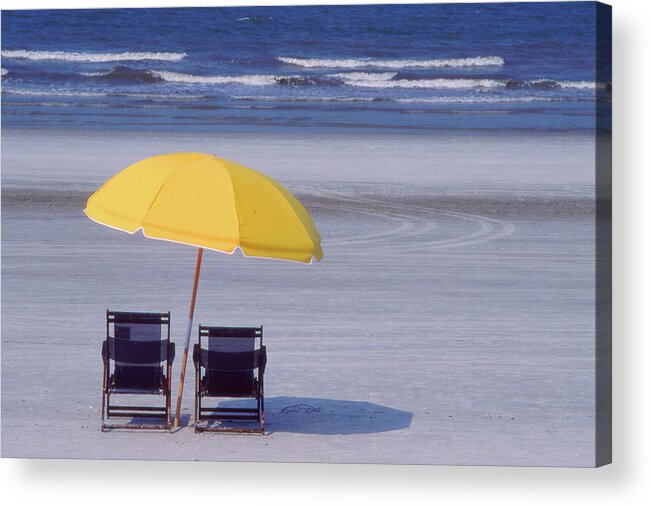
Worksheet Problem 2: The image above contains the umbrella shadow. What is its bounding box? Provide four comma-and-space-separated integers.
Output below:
218, 396, 413, 435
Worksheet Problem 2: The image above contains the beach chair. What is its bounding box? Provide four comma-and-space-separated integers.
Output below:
193, 325, 266, 434
101, 310, 175, 431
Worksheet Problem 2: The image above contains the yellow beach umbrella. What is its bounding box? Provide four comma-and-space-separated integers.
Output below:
85, 152, 323, 428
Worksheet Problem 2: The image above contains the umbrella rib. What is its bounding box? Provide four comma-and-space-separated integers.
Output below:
264, 177, 319, 253
226, 162, 243, 248
141, 156, 243, 249
220, 157, 316, 255
140, 166, 181, 225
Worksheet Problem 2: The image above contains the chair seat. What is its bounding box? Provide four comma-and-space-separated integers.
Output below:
202, 371, 257, 397
201, 370, 258, 398
112, 365, 163, 390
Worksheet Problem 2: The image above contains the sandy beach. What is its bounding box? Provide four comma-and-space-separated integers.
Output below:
1, 128, 597, 465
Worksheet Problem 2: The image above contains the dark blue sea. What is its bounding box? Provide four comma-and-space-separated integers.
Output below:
1, 2, 610, 133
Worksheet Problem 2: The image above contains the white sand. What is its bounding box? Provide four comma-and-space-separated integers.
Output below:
1, 128, 597, 465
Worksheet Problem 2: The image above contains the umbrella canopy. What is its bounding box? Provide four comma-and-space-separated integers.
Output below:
85, 152, 323, 263
85, 152, 323, 429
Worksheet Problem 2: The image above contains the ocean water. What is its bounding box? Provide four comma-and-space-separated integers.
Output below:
1, 3, 610, 133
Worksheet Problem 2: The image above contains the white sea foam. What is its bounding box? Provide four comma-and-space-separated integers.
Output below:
1, 50, 187, 62
2, 88, 205, 100
558, 81, 602, 90
231, 95, 563, 105
153, 70, 277, 85
3, 89, 109, 97
1, 68, 8, 76
278, 56, 505, 69
396, 96, 562, 104
345, 77, 504, 89
78, 71, 112, 77
341, 76, 603, 91
231, 95, 379, 103
329, 72, 398, 82
110, 92, 206, 100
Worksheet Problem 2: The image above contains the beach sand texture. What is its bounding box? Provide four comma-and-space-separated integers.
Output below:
1, 129, 596, 465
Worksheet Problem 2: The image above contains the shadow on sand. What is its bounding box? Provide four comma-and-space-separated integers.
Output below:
217, 396, 413, 435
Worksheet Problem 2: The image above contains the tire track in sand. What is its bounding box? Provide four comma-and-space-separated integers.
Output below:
306, 190, 514, 253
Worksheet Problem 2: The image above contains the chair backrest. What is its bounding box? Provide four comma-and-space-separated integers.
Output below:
199, 326, 262, 369
106, 310, 170, 363
106, 311, 171, 389
198, 326, 263, 396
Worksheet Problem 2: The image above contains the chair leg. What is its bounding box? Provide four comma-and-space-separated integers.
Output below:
166, 367, 172, 430
197, 392, 202, 426
101, 365, 107, 427
260, 379, 265, 433
100, 366, 172, 432
195, 371, 201, 432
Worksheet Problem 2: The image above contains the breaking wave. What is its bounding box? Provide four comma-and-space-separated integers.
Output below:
395, 96, 563, 104
152, 71, 338, 87
3, 88, 109, 97
277, 56, 505, 69
231, 95, 382, 103
345, 77, 504, 89
152, 70, 277, 85
79, 65, 165, 84
233, 95, 566, 105
1, 49, 187, 62
2, 88, 206, 100
92, 68, 601, 91
339, 75, 606, 90
505, 79, 607, 90
329, 71, 398, 82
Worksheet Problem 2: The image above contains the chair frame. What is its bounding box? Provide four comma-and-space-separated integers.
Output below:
193, 325, 266, 434
101, 310, 174, 431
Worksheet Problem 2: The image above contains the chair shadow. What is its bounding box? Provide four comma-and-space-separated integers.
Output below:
218, 396, 413, 435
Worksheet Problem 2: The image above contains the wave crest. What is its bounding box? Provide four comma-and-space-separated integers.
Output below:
329, 72, 397, 82
396, 96, 563, 104
153, 71, 341, 87
1, 49, 187, 63
153, 70, 277, 85
345, 77, 504, 89
3, 89, 108, 97
338, 76, 604, 90
277, 56, 505, 69
506, 79, 606, 91
231, 95, 382, 103
80, 65, 165, 84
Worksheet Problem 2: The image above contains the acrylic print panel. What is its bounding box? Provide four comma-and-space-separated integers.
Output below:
0, 2, 611, 466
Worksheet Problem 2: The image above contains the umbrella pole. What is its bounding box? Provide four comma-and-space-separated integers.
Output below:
173, 247, 203, 429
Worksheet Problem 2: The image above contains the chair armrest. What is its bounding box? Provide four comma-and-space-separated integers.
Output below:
192, 343, 201, 371
258, 345, 267, 374
167, 342, 176, 365
101, 340, 109, 364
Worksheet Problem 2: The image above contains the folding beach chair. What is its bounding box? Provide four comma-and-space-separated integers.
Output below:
193, 325, 267, 434
101, 310, 175, 431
